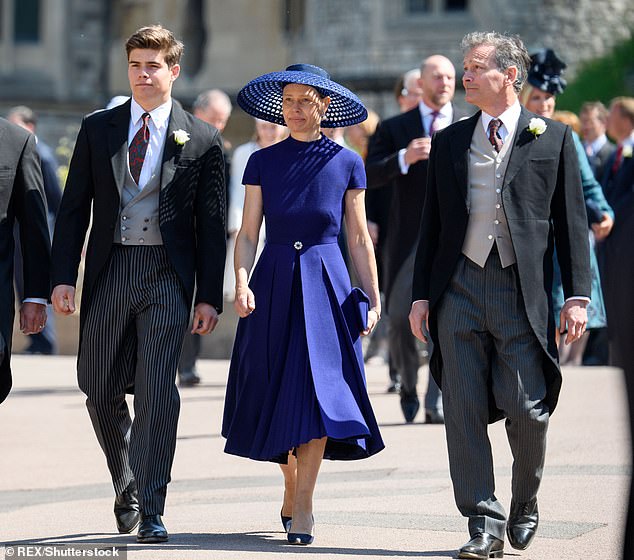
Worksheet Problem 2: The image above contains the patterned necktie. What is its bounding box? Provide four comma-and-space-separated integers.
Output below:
611, 144, 624, 175
129, 112, 151, 184
488, 118, 504, 153
429, 110, 440, 135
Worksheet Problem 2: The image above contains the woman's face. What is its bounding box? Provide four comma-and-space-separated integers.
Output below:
282, 83, 330, 136
255, 120, 286, 147
525, 88, 556, 118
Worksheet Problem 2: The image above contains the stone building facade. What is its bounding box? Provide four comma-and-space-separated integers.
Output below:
0, 0, 632, 160
2, 0, 633, 356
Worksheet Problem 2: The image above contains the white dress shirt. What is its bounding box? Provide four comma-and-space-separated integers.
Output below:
583, 134, 609, 158
480, 100, 522, 145
398, 100, 454, 175
128, 97, 172, 190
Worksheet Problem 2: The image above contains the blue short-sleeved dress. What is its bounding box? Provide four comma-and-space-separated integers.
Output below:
221, 135, 385, 463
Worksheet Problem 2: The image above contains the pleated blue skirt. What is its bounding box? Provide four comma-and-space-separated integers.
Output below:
221, 242, 384, 463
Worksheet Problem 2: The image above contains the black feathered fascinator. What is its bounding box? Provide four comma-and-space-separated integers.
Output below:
527, 49, 567, 95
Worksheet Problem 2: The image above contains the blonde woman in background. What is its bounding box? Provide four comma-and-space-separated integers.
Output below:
520, 49, 613, 365
223, 119, 287, 300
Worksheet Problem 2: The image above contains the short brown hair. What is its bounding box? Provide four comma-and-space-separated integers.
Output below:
125, 25, 184, 68
611, 97, 634, 127
580, 101, 609, 123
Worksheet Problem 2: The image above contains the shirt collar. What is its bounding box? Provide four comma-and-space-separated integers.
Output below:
130, 97, 173, 129
585, 134, 608, 155
418, 100, 453, 120
481, 100, 522, 139
622, 132, 634, 148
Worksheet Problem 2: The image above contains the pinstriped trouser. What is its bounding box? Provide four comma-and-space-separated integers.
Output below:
78, 245, 189, 515
436, 249, 549, 540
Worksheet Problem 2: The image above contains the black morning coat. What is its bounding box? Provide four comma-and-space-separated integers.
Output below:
412, 107, 592, 420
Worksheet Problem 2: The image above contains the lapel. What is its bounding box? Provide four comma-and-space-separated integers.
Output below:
449, 111, 480, 202
160, 101, 188, 191
401, 106, 425, 142
108, 101, 132, 197
502, 107, 540, 188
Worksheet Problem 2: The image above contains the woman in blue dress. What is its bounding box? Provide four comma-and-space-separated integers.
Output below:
520, 49, 614, 363
221, 64, 384, 545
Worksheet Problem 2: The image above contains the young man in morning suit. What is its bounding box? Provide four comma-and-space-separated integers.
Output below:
409, 32, 590, 559
51, 25, 226, 542
366, 54, 468, 424
0, 118, 50, 403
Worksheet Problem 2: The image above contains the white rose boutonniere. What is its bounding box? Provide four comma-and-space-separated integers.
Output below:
622, 145, 633, 159
173, 129, 190, 146
527, 117, 547, 138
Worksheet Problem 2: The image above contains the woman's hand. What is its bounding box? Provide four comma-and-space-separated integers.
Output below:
592, 213, 613, 241
361, 308, 380, 336
234, 286, 256, 318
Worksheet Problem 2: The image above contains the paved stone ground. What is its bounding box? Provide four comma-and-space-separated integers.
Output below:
0, 355, 629, 559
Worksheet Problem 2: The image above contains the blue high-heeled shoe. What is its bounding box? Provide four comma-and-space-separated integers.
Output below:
287, 532, 314, 545
280, 510, 292, 533
287, 515, 314, 545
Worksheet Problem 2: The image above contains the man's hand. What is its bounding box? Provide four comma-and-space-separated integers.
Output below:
559, 299, 588, 345
591, 213, 614, 241
404, 137, 432, 166
191, 303, 219, 335
51, 285, 76, 315
20, 302, 47, 335
409, 300, 430, 343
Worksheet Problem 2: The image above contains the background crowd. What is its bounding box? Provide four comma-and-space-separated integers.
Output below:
1, 13, 633, 557
8, 58, 634, 418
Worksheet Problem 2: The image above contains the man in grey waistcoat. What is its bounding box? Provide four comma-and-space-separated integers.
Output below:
409, 32, 590, 559
51, 25, 225, 543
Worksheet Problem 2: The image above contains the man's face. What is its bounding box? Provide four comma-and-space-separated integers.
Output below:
420, 58, 455, 110
7, 115, 34, 134
195, 104, 231, 132
606, 104, 629, 142
128, 49, 179, 111
580, 108, 606, 143
462, 44, 509, 109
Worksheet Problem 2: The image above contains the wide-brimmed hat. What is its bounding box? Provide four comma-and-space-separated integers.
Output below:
527, 49, 567, 95
237, 63, 367, 128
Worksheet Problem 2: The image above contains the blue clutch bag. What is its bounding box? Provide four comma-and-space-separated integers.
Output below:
351, 287, 370, 331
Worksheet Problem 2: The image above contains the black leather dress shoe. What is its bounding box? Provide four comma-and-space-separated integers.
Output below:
458, 533, 504, 559
114, 480, 140, 534
424, 409, 444, 424
386, 380, 401, 394
178, 371, 201, 387
137, 514, 168, 543
400, 393, 420, 423
507, 498, 539, 550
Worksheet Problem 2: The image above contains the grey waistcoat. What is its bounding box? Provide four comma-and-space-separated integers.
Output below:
113, 163, 163, 245
462, 121, 516, 268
